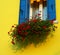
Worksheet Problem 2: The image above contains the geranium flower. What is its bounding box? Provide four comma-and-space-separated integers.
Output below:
24, 32, 28, 36
18, 23, 26, 28
38, 14, 41, 16
26, 25, 31, 29
42, 26, 47, 29
50, 20, 53, 24
23, 28, 27, 30
32, 19, 37, 23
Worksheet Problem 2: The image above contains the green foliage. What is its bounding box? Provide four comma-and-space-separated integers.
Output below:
8, 18, 57, 49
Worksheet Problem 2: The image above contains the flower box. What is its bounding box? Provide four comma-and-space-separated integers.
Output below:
8, 18, 57, 49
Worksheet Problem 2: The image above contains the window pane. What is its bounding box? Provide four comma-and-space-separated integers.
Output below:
43, 0, 47, 20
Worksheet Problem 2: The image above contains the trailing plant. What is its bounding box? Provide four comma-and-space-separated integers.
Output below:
8, 15, 57, 49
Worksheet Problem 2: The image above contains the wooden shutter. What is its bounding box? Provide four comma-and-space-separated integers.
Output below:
47, 0, 56, 20
19, 0, 30, 24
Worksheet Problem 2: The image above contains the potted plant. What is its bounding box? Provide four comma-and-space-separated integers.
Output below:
8, 15, 57, 49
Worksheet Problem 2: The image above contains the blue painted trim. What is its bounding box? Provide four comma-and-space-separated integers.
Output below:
47, 0, 56, 20
19, 0, 56, 24
19, 0, 30, 24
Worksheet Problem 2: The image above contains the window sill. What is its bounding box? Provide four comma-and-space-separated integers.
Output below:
53, 20, 58, 24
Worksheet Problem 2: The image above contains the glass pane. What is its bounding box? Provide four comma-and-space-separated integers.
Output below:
29, 0, 47, 20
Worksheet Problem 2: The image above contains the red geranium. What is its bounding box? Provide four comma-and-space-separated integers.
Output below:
26, 25, 31, 29
32, 19, 37, 23
23, 27, 27, 30
24, 32, 28, 36
50, 20, 53, 24
42, 26, 47, 29
18, 23, 26, 29
38, 14, 41, 16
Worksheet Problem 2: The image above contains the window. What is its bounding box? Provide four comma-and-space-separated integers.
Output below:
19, 0, 56, 24
29, 0, 47, 20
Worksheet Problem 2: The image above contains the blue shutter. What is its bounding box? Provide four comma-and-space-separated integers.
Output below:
19, 0, 30, 24
47, 0, 56, 20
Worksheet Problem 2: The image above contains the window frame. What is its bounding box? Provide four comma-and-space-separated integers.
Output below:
19, 0, 57, 24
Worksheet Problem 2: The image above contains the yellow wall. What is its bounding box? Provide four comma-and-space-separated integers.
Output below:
0, 0, 60, 55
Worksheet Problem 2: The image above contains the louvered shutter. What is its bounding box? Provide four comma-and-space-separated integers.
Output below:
47, 0, 56, 20
19, 0, 30, 24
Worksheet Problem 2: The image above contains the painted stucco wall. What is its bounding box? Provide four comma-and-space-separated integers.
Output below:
0, 0, 60, 55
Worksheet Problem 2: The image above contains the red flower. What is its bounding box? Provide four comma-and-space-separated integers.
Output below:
18, 30, 21, 33
26, 25, 31, 29
17, 30, 23, 35
23, 28, 26, 30
32, 19, 37, 23
22, 37, 25, 41
50, 20, 53, 24
18, 23, 26, 28
38, 14, 41, 16
42, 26, 47, 29
24, 32, 28, 35
13, 35, 16, 38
